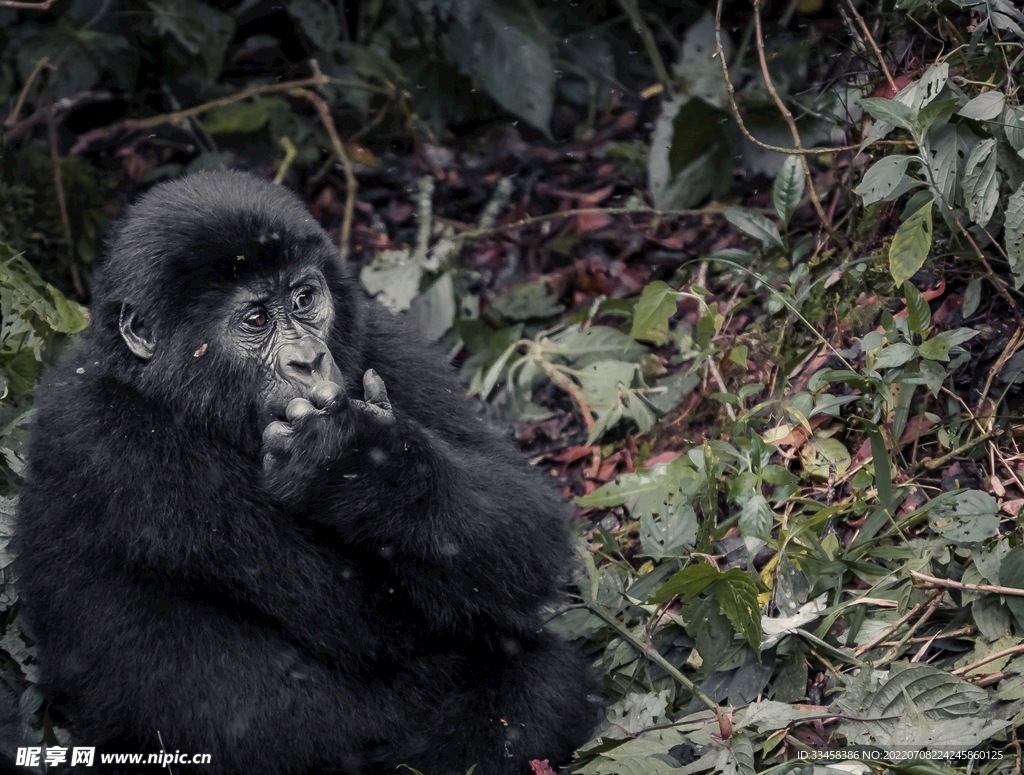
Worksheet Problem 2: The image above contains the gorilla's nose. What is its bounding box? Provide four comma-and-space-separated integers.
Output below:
281, 340, 328, 383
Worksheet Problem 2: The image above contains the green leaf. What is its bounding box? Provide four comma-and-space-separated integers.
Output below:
48, 287, 89, 334
799, 437, 851, 479
630, 282, 677, 343
903, 281, 931, 334
872, 342, 918, 370
962, 277, 982, 318
576, 460, 681, 508
928, 490, 999, 546
491, 278, 563, 321
285, 0, 340, 54
959, 91, 1006, 121
639, 501, 697, 559
962, 138, 999, 226
917, 336, 950, 361
649, 95, 735, 210
863, 421, 893, 516
449, 10, 554, 133
889, 198, 933, 286
724, 208, 784, 250
915, 97, 958, 132
999, 547, 1024, 630
648, 561, 720, 605
738, 494, 773, 541
200, 100, 279, 135
771, 155, 804, 227
857, 155, 913, 206
927, 122, 980, 213
860, 97, 916, 131
4, 351, 37, 395
716, 568, 762, 651
148, 0, 235, 79
1005, 181, 1024, 289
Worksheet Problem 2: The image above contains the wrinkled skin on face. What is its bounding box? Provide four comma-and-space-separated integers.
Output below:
209, 262, 396, 486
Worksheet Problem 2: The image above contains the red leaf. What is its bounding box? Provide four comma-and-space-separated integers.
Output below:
530, 760, 557, 775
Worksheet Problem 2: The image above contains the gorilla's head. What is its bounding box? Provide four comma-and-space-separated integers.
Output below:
87, 170, 365, 451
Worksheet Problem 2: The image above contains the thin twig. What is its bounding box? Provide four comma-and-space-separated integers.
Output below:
301, 89, 356, 263
911, 570, 1024, 598
919, 429, 1001, 472
751, 0, 843, 246
3, 56, 50, 129
874, 590, 942, 666
455, 204, 729, 244
712, 0, 857, 156
46, 100, 84, 297
67, 68, 382, 154
977, 320, 1024, 416
585, 603, 721, 714
853, 589, 943, 656
952, 643, 1024, 676
845, 0, 898, 95
955, 220, 1018, 312
299, 61, 357, 263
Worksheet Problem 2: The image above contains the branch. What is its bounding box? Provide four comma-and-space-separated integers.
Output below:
299, 62, 357, 263
911, 570, 1024, 598
68, 68, 383, 154
845, 0, 898, 95
3, 56, 51, 130
751, 0, 844, 247
713, 0, 856, 157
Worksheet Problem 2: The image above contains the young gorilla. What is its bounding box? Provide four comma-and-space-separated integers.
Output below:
14, 170, 602, 774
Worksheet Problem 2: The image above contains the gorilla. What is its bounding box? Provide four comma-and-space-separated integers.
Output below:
13, 170, 602, 774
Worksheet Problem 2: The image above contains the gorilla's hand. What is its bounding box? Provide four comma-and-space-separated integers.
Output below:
261, 369, 396, 502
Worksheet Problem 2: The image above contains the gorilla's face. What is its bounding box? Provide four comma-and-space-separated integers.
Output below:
217, 263, 346, 428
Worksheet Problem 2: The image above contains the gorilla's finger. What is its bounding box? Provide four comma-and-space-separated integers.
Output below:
309, 381, 344, 412
362, 369, 391, 411
351, 399, 395, 427
285, 397, 316, 423
262, 420, 293, 453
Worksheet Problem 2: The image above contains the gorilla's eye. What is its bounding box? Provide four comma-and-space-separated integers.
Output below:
295, 289, 315, 310
245, 309, 269, 329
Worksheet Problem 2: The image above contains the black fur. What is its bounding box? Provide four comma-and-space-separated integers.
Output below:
13, 171, 602, 774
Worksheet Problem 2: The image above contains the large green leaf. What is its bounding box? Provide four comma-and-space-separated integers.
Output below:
857, 155, 913, 206
889, 198, 933, 285
286, 0, 340, 54
630, 281, 677, 344
716, 568, 762, 651
449, 10, 554, 133
903, 281, 931, 335
860, 97, 917, 131
962, 138, 999, 226
959, 91, 1005, 120
1005, 181, 1024, 289
149, 0, 235, 79
771, 155, 804, 228
648, 95, 735, 210
928, 489, 999, 546
724, 208, 783, 250
998, 547, 1024, 630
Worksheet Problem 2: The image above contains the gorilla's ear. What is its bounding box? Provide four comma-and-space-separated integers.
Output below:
119, 304, 156, 360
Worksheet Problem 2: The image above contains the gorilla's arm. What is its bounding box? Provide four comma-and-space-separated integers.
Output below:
266, 312, 577, 632
18, 366, 381, 662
